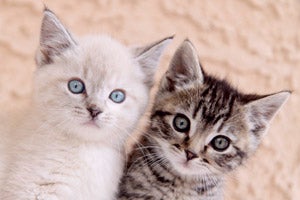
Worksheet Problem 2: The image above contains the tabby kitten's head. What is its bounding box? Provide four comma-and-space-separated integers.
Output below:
149, 40, 289, 179
33, 9, 172, 143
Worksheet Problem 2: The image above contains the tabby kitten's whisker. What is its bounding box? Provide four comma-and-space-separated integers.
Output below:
118, 39, 290, 200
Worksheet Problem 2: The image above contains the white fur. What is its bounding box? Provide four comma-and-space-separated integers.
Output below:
0, 9, 171, 200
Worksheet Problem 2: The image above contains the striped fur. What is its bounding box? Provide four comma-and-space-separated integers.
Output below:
118, 40, 290, 199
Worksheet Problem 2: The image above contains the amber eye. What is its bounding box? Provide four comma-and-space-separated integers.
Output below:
173, 114, 190, 133
210, 135, 231, 152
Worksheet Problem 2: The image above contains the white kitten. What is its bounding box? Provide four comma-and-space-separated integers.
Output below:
0, 8, 172, 200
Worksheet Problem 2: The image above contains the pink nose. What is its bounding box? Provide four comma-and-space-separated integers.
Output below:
185, 149, 198, 161
87, 106, 102, 118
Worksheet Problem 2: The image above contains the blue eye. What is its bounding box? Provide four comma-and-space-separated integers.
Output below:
109, 89, 126, 103
173, 114, 190, 133
68, 79, 85, 94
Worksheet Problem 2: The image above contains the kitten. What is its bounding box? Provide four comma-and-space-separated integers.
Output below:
0, 8, 172, 200
117, 40, 290, 200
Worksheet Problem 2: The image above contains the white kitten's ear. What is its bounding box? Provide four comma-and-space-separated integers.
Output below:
244, 91, 290, 139
160, 39, 204, 92
36, 8, 77, 66
132, 36, 173, 88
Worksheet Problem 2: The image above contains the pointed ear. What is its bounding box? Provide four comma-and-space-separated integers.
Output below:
35, 8, 77, 66
160, 39, 204, 92
131, 36, 173, 88
244, 91, 290, 138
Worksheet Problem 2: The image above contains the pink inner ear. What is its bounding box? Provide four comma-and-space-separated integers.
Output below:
161, 40, 204, 92
246, 91, 290, 121
37, 9, 76, 66
134, 36, 173, 88
244, 91, 290, 139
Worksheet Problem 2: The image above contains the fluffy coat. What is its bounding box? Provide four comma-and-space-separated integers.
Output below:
0, 9, 172, 200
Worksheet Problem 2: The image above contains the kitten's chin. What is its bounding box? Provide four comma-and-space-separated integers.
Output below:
171, 159, 212, 178
165, 150, 215, 178
82, 120, 101, 129
68, 122, 128, 146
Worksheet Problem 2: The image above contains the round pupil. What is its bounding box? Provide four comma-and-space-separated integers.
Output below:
213, 136, 230, 151
110, 90, 125, 103
68, 80, 84, 94
176, 118, 187, 129
173, 115, 190, 132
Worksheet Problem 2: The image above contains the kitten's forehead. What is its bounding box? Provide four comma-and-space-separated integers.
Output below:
158, 78, 241, 127
80, 36, 132, 67
73, 35, 141, 88
79, 35, 131, 66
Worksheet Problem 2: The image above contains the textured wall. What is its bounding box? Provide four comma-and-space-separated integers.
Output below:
0, 0, 299, 199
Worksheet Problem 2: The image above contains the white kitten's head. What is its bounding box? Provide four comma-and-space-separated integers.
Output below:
33, 9, 172, 144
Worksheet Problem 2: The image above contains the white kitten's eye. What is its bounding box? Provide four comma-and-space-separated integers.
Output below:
68, 79, 85, 94
210, 135, 230, 152
109, 89, 126, 103
173, 114, 190, 133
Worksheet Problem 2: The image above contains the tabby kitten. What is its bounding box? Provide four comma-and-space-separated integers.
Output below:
118, 40, 290, 200
0, 9, 172, 200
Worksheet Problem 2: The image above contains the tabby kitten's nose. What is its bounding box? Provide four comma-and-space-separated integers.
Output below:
185, 149, 198, 161
87, 106, 102, 118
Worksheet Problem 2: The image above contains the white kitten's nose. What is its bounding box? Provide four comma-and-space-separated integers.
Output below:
87, 106, 102, 118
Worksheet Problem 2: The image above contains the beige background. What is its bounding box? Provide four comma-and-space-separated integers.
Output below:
0, 0, 299, 199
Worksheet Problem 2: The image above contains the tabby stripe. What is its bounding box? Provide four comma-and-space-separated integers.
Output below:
150, 110, 172, 119
233, 146, 247, 161
193, 99, 204, 119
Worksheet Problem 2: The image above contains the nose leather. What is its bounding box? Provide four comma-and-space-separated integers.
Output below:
185, 149, 198, 161
87, 106, 102, 118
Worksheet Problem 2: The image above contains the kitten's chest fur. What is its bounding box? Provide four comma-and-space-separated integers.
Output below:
76, 145, 123, 200
3, 133, 123, 200
118, 140, 222, 200
48, 143, 123, 200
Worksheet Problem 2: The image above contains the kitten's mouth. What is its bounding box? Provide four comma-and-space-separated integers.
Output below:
83, 120, 100, 128
182, 160, 192, 168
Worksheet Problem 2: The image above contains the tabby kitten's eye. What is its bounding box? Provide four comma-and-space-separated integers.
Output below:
109, 89, 126, 103
210, 135, 230, 152
68, 79, 85, 94
173, 114, 190, 133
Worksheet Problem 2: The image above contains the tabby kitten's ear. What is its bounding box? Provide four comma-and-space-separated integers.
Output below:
132, 36, 173, 87
160, 39, 204, 92
244, 91, 290, 142
36, 8, 77, 66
